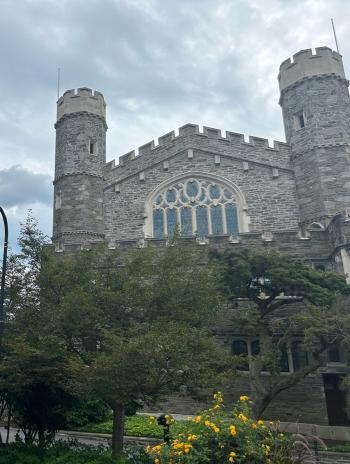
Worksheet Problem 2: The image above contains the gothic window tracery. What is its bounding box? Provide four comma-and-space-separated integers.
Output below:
150, 178, 240, 239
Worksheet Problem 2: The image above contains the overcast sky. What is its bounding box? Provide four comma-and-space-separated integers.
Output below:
1, 0, 350, 249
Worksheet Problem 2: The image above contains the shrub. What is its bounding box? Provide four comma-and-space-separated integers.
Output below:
64, 398, 111, 429
146, 393, 294, 464
0, 440, 126, 464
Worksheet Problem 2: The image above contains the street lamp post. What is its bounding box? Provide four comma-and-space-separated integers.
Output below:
0, 207, 8, 342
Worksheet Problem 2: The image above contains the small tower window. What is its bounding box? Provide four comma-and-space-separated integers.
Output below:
55, 191, 62, 210
89, 141, 97, 155
293, 111, 306, 130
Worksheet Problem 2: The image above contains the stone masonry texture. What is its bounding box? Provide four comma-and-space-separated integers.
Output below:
52, 49, 350, 425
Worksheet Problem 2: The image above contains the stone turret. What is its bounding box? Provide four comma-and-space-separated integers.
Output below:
279, 47, 350, 227
53, 88, 107, 249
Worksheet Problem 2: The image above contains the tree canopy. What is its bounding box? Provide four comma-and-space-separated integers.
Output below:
211, 248, 350, 419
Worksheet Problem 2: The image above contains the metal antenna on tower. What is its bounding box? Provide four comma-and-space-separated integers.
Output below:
331, 18, 340, 53
57, 67, 61, 100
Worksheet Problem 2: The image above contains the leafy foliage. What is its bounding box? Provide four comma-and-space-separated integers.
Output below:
146, 392, 297, 464
211, 249, 350, 419
0, 441, 127, 464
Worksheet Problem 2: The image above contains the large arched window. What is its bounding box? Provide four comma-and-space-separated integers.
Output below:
147, 176, 247, 239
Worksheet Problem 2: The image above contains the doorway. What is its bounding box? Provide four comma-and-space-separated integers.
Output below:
323, 374, 348, 425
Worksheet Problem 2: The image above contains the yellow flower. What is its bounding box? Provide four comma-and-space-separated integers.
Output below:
229, 458, 235, 463
154, 460, 159, 464
251, 422, 257, 429
239, 395, 249, 401
213, 391, 223, 402
194, 415, 202, 423
230, 451, 237, 457
229, 425, 237, 437
257, 419, 264, 425
238, 413, 248, 422
204, 420, 210, 427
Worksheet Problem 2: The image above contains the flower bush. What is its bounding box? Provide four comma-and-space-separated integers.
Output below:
146, 393, 291, 464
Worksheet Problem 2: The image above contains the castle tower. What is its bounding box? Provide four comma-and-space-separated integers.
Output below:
279, 47, 350, 228
53, 88, 107, 248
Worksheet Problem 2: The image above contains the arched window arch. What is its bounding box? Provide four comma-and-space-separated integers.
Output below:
145, 174, 249, 239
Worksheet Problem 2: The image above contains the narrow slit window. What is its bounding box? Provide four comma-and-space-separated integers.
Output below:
89, 141, 97, 155
294, 111, 306, 130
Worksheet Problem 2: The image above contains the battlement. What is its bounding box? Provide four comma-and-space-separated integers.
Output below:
57, 87, 106, 121
104, 123, 291, 175
278, 47, 345, 92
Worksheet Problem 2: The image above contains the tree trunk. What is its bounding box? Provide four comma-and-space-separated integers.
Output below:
5, 405, 11, 444
252, 394, 272, 420
112, 403, 125, 458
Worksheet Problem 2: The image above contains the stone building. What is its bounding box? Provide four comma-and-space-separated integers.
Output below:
52, 46, 350, 425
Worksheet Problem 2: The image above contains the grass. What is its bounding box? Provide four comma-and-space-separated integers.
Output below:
325, 442, 350, 453
79, 414, 191, 439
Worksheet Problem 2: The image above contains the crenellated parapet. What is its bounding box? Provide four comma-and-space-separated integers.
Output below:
278, 47, 345, 92
57, 87, 106, 122
104, 123, 291, 179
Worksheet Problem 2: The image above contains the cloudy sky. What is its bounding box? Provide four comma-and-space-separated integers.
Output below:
1, 0, 349, 249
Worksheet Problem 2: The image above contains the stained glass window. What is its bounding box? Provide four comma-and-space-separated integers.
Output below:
186, 181, 198, 197
153, 210, 164, 239
180, 207, 192, 236
166, 189, 176, 203
167, 208, 178, 238
151, 177, 240, 238
209, 184, 220, 199
211, 205, 223, 235
196, 206, 208, 236
226, 204, 238, 235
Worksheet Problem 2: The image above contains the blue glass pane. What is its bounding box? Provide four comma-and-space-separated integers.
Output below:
186, 181, 198, 197
226, 204, 238, 235
224, 189, 232, 199
166, 189, 176, 203
196, 207, 208, 236
180, 207, 192, 236
198, 189, 206, 202
167, 208, 177, 237
155, 195, 162, 205
153, 210, 164, 239
209, 184, 220, 199
211, 205, 223, 235
180, 191, 187, 203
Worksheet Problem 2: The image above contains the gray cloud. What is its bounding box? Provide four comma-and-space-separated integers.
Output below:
0, 165, 52, 208
1, 0, 350, 246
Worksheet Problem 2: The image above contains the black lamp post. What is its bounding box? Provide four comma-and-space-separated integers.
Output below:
0, 207, 8, 342
157, 414, 171, 444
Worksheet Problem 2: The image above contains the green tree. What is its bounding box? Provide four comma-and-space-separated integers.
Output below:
40, 244, 233, 456
211, 248, 350, 419
0, 213, 78, 445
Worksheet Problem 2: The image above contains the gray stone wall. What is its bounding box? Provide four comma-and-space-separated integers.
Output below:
155, 374, 328, 424
103, 125, 298, 244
